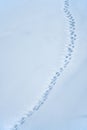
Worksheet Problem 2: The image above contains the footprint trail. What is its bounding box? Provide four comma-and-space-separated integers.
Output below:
9, 0, 77, 130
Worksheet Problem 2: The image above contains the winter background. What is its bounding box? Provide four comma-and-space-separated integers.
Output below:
0, 0, 87, 130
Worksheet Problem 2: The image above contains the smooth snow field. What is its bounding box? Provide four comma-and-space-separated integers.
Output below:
0, 0, 87, 130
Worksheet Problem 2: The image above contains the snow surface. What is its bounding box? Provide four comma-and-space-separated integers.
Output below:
0, 0, 87, 130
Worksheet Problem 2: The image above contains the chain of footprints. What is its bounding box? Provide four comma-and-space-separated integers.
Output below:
10, 0, 77, 130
